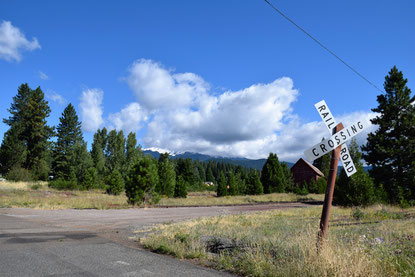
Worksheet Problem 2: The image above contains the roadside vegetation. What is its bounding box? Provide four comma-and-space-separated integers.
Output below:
140, 205, 415, 277
0, 181, 323, 209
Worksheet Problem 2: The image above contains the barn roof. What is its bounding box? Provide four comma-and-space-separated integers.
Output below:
291, 158, 325, 177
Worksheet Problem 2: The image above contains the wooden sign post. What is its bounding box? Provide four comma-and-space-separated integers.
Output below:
304, 100, 367, 250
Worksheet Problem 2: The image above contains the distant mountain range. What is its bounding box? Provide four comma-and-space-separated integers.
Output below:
143, 149, 292, 170
143, 148, 371, 173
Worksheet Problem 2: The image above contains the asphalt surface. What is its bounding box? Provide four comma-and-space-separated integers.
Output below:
0, 203, 311, 276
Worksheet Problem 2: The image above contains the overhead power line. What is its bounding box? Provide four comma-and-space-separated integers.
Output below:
264, 0, 383, 93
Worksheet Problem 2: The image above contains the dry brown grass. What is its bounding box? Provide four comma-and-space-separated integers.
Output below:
141, 205, 415, 276
0, 181, 324, 209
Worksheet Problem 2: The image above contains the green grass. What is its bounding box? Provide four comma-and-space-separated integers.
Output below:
0, 181, 324, 209
140, 205, 415, 277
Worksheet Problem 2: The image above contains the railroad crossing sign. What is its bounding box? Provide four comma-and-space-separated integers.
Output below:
305, 100, 369, 250
304, 100, 367, 177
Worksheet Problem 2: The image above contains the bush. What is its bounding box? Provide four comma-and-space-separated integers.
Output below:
295, 182, 309, 195
106, 170, 124, 195
48, 178, 78, 190
6, 166, 32, 182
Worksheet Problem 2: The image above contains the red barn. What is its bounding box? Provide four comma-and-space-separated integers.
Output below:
291, 158, 324, 186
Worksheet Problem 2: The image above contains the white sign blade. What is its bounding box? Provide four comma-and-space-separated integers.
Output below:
314, 100, 357, 177
315, 100, 337, 132
304, 120, 366, 161
340, 144, 357, 177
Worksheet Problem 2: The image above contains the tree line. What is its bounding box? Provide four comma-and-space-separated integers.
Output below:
1, 66, 413, 206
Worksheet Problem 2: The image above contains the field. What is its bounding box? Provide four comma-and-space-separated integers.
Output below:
140, 205, 415, 277
0, 181, 323, 209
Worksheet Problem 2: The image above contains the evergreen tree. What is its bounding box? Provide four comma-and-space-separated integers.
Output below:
3, 83, 32, 127
91, 129, 107, 178
157, 153, 176, 197
227, 171, 238, 196
174, 175, 187, 198
206, 167, 216, 183
260, 153, 286, 193
176, 158, 195, 188
52, 103, 83, 181
106, 169, 125, 195
281, 162, 295, 192
105, 130, 125, 173
125, 132, 142, 176
125, 156, 159, 205
22, 87, 52, 180
335, 139, 378, 206
216, 171, 228, 197
72, 141, 93, 186
246, 171, 263, 195
362, 66, 415, 202
82, 167, 98, 190
0, 126, 26, 175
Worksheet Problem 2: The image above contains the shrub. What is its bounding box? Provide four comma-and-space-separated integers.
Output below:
6, 167, 32, 182
106, 169, 124, 195
49, 178, 78, 190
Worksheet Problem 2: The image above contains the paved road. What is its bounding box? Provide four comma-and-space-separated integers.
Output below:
0, 203, 311, 276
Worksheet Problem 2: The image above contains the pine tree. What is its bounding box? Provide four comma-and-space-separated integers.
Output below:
334, 139, 377, 206
174, 175, 187, 198
281, 162, 295, 192
3, 83, 32, 127
216, 171, 228, 197
246, 171, 263, 195
0, 126, 26, 175
91, 128, 107, 177
227, 171, 238, 196
105, 130, 125, 173
125, 156, 159, 205
206, 167, 216, 183
22, 87, 52, 180
52, 103, 83, 181
260, 153, 286, 193
106, 169, 125, 195
157, 153, 176, 197
362, 66, 415, 202
125, 132, 142, 170
1, 84, 33, 177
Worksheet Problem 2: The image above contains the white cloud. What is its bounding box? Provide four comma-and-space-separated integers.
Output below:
126, 59, 209, 111
46, 90, 66, 105
0, 20, 40, 62
79, 88, 104, 132
108, 102, 147, 133
39, 71, 49, 80
96, 59, 378, 162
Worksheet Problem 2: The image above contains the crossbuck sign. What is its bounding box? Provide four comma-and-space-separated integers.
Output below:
304, 100, 367, 177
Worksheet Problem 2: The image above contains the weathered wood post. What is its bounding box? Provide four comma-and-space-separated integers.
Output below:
317, 123, 343, 250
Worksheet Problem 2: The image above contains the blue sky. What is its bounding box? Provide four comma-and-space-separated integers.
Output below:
1, 1, 414, 162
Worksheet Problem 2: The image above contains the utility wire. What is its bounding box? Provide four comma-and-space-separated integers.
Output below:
264, 0, 383, 93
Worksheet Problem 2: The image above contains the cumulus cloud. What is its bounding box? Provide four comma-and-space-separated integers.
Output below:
39, 71, 49, 80
46, 90, 66, 105
126, 59, 209, 111
93, 59, 377, 162
108, 102, 147, 133
0, 20, 40, 62
80, 88, 104, 132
